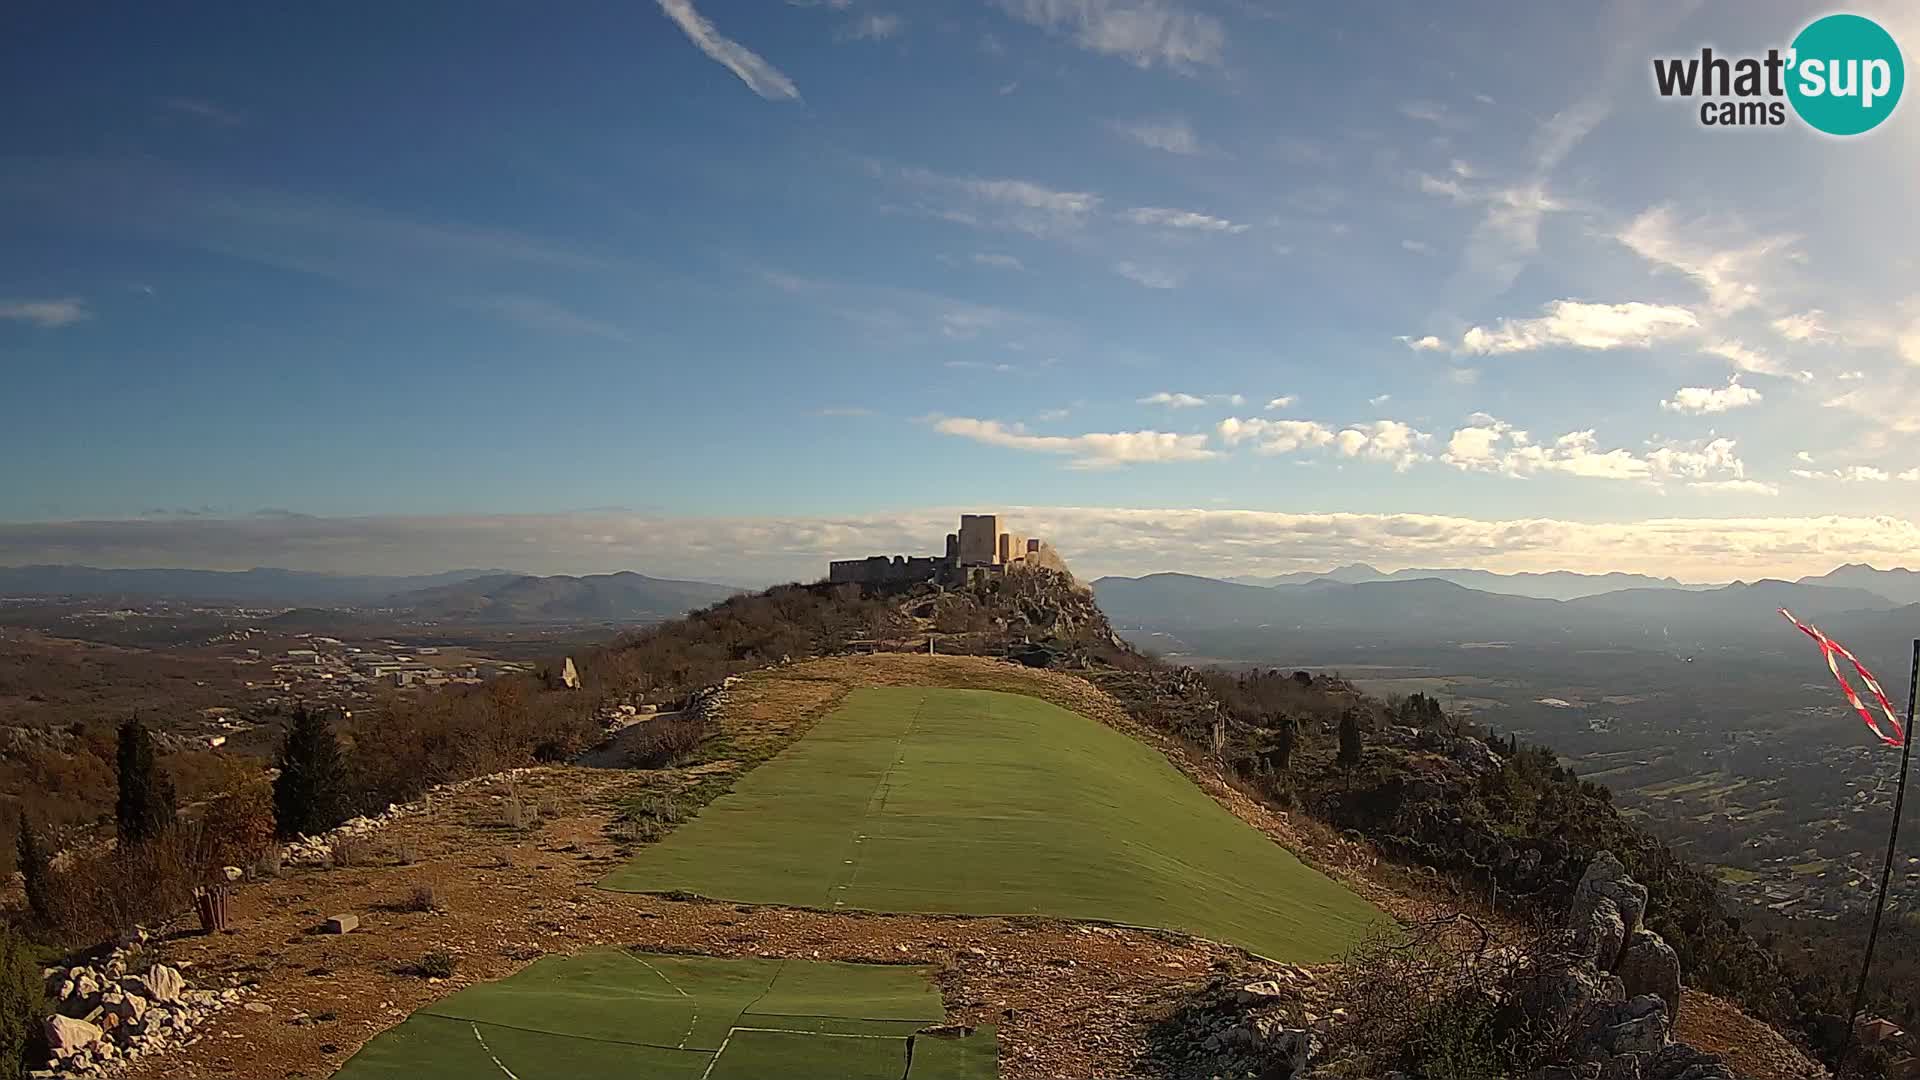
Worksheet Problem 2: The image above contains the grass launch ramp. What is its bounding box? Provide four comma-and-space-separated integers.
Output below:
603, 686, 1388, 961
333, 950, 994, 1080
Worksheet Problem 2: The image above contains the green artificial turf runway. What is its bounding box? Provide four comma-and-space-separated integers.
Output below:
332, 950, 996, 1080
602, 686, 1389, 962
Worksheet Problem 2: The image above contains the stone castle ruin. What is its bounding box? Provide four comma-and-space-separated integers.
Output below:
828, 513, 1070, 587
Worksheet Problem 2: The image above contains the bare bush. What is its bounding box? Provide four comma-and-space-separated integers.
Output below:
501, 783, 540, 831
624, 717, 709, 769
400, 885, 437, 913
1325, 913, 1575, 1080
415, 950, 457, 979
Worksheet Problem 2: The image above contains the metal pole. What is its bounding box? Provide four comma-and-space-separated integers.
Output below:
1843, 638, 1919, 1066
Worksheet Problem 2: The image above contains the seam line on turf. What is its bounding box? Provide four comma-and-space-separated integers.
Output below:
424, 1015, 701, 1054
834, 691, 929, 905
626, 952, 700, 1048
471, 1023, 523, 1079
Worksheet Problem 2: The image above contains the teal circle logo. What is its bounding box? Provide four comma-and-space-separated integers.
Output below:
1787, 13, 1904, 135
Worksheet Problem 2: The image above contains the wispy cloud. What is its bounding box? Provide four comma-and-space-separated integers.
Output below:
162, 97, 244, 126
897, 167, 1100, 236
1264, 395, 1297, 410
1791, 465, 1896, 483
0, 297, 89, 328
1121, 206, 1249, 233
1112, 115, 1206, 155
1114, 261, 1182, 289
993, 0, 1227, 70
971, 252, 1026, 271
932, 416, 1216, 468
1661, 376, 1762, 415
1617, 205, 1794, 315
839, 12, 903, 41
656, 0, 801, 101
474, 295, 632, 342
813, 406, 874, 417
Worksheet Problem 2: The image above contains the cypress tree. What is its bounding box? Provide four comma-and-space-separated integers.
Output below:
1337, 708, 1364, 771
14, 819, 51, 926
273, 706, 350, 838
115, 716, 177, 845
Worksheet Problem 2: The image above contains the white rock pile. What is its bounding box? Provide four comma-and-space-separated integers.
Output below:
282, 766, 542, 865
34, 944, 250, 1078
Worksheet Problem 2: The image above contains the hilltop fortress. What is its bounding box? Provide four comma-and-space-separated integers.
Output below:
828, 513, 1071, 587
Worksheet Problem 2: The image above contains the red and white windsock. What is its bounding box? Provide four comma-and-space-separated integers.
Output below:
1780, 608, 1906, 747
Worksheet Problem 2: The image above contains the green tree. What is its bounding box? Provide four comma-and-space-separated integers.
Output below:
14, 818, 52, 927
1338, 708, 1364, 771
115, 716, 177, 845
0, 924, 43, 1076
273, 706, 350, 838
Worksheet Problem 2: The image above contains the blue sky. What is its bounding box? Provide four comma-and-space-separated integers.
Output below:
5, 0, 1920, 582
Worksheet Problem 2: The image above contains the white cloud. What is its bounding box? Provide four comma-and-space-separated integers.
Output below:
1400, 334, 1447, 352
656, 0, 801, 101
933, 416, 1215, 468
1772, 310, 1830, 342
1661, 377, 1763, 415
1138, 391, 1206, 408
813, 406, 873, 417
1139, 391, 1241, 408
1113, 116, 1204, 155
1443, 415, 1759, 491
1399, 101, 1460, 127
0, 297, 88, 328
994, 0, 1227, 70
1218, 417, 1430, 470
1121, 206, 1249, 233
971, 252, 1026, 270
839, 12, 903, 40
20, 508, 1920, 583
1114, 261, 1182, 289
1401, 239, 1433, 255
1791, 465, 1894, 483
1455, 300, 1698, 355
1369, 393, 1392, 406
1264, 395, 1297, 410
1217, 417, 1334, 453
1616, 205, 1793, 314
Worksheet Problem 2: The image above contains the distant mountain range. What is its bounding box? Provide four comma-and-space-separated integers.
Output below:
0, 564, 739, 623
1093, 568, 1915, 649
1224, 563, 1701, 601
0, 565, 508, 606
390, 571, 738, 623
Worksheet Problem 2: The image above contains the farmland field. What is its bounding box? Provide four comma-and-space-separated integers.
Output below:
602, 686, 1388, 961
333, 950, 993, 1080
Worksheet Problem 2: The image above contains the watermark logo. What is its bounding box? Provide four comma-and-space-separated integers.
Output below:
1653, 12, 1904, 135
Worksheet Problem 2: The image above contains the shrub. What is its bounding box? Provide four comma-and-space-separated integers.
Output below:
34, 828, 209, 948
274, 707, 350, 839
416, 950, 457, 979
115, 717, 178, 846
400, 885, 437, 913
390, 840, 420, 865
199, 782, 276, 870
624, 718, 709, 769
0, 925, 44, 1076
